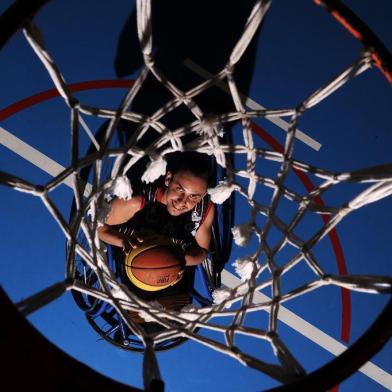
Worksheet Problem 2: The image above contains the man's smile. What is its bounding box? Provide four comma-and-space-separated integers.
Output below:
172, 201, 186, 212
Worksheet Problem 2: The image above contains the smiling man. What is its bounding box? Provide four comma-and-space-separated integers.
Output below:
98, 152, 215, 266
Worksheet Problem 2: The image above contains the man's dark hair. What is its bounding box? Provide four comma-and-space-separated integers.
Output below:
167, 152, 212, 184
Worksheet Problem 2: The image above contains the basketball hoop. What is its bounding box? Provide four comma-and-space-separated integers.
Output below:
1, 0, 391, 391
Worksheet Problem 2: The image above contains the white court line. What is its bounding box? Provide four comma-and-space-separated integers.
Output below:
1, 126, 390, 389
0, 127, 92, 196
221, 270, 392, 390
184, 58, 322, 152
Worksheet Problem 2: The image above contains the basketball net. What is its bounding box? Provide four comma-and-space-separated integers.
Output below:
2, 0, 392, 390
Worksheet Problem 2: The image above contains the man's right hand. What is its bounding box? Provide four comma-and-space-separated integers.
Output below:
122, 233, 144, 254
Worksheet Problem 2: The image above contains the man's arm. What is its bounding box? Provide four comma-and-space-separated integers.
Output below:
184, 204, 215, 266
97, 196, 143, 251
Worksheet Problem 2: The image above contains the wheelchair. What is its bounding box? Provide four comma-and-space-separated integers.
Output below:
69, 120, 234, 352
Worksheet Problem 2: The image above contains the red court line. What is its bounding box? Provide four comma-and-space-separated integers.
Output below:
0, 80, 134, 121
0, 79, 351, 344
250, 123, 351, 343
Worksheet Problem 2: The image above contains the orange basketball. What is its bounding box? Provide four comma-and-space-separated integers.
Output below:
125, 244, 184, 291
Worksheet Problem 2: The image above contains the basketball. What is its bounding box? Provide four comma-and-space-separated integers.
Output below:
125, 241, 184, 292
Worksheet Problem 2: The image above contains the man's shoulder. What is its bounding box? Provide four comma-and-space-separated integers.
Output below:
112, 194, 143, 211
105, 195, 144, 225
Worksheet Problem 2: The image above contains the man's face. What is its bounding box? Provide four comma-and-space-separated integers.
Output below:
164, 170, 208, 216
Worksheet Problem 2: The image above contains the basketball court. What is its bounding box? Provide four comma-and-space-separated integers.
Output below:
0, 1, 391, 391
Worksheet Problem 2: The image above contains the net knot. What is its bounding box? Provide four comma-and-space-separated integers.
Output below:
212, 288, 231, 305
295, 102, 307, 116
179, 94, 191, 105
111, 175, 133, 200
233, 257, 260, 281
69, 97, 80, 110
266, 331, 278, 340
141, 155, 167, 183
143, 53, 154, 68
232, 222, 254, 247
224, 63, 235, 75
144, 117, 154, 127
198, 116, 224, 138
34, 185, 47, 196
208, 180, 236, 204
